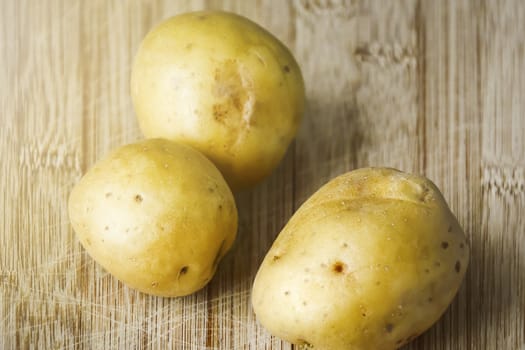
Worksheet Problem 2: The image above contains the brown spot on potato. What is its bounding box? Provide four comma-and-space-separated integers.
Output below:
272, 255, 281, 262
212, 59, 252, 128
185, 43, 193, 50
434, 261, 441, 267
105, 192, 112, 198
104, 226, 109, 231
419, 185, 431, 202
428, 297, 433, 302
284, 290, 290, 296
342, 242, 348, 248
332, 261, 346, 273
179, 266, 189, 276
213, 104, 229, 123
460, 243, 465, 249
134, 194, 143, 203
424, 268, 430, 274
441, 241, 449, 249
283, 65, 290, 73
455, 260, 461, 273
385, 323, 394, 333
151, 282, 158, 288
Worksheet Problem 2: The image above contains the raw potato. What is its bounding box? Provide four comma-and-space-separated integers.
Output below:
252, 168, 469, 349
131, 11, 305, 190
68, 139, 238, 297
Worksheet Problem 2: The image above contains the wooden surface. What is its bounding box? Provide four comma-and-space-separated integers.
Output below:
2, 0, 524, 349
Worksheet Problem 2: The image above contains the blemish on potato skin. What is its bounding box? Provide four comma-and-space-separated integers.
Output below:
134, 194, 143, 203
272, 255, 281, 262
179, 266, 189, 278
213, 103, 229, 123
455, 260, 461, 273
284, 290, 290, 296
460, 242, 465, 249
105, 192, 112, 198
151, 281, 158, 288
332, 261, 346, 273
441, 241, 449, 249
385, 323, 394, 333
283, 65, 290, 73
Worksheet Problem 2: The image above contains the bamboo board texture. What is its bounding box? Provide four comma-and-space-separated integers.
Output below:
2, 0, 524, 349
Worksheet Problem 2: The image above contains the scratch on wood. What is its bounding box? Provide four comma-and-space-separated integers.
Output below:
293, 0, 358, 20
482, 165, 525, 196
354, 42, 417, 67
18, 144, 82, 172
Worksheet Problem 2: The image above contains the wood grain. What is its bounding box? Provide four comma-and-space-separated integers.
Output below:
1, 0, 524, 349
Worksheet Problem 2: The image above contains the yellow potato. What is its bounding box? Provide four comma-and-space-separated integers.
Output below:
68, 139, 238, 297
252, 168, 469, 349
131, 11, 305, 190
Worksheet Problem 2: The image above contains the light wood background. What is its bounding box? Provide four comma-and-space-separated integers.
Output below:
2, 0, 524, 349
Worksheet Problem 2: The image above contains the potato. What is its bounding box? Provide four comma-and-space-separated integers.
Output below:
130, 11, 305, 190
252, 168, 469, 349
68, 139, 237, 297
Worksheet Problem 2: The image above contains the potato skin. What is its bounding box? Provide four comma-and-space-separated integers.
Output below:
130, 11, 305, 190
252, 168, 469, 349
68, 139, 237, 297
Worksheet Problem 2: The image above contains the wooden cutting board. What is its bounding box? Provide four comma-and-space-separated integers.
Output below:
2, 0, 524, 349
